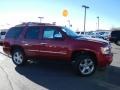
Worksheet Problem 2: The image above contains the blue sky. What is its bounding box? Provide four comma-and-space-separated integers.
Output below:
0, 0, 119, 31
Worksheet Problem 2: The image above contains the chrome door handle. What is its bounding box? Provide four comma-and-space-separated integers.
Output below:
22, 41, 29, 46
40, 43, 47, 45
22, 41, 27, 43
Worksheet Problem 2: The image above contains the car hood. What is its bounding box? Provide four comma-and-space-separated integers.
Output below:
76, 37, 109, 44
86, 37, 109, 43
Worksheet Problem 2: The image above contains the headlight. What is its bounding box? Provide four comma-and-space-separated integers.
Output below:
101, 46, 111, 54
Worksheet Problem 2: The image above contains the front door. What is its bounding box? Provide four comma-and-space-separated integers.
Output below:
39, 27, 69, 60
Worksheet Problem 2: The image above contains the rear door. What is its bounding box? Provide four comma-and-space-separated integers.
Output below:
21, 26, 42, 57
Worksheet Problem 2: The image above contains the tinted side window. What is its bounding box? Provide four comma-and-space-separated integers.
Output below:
6, 27, 23, 38
43, 28, 54, 39
43, 27, 62, 39
25, 27, 40, 39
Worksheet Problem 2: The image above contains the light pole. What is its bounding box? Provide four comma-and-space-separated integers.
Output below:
97, 16, 99, 30
67, 20, 72, 28
82, 5, 89, 35
38, 17, 44, 23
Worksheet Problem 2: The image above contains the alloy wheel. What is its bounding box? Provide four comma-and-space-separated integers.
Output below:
79, 58, 95, 75
13, 51, 23, 65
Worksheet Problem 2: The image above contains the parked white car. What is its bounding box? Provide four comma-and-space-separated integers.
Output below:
97, 31, 111, 40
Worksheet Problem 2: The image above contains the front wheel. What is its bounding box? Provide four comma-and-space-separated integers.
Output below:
12, 49, 26, 66
72, 54, 96, 76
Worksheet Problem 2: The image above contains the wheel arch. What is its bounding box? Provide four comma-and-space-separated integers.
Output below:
71, 50, 98, 65
10, 45, 25, 55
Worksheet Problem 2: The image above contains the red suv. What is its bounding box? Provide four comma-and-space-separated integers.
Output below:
3, 22, 113, 76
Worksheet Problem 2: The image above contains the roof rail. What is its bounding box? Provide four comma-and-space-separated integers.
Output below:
15, 22, 54, 27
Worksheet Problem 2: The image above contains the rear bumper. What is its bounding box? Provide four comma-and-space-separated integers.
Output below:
3, 47, 11, 55
0, 40, 3, 46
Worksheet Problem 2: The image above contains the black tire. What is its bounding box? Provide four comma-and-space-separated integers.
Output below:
12, 49, 26, 66
72, 54, 96, 76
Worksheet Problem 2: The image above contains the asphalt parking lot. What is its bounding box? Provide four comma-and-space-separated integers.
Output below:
0, 43, 120, 90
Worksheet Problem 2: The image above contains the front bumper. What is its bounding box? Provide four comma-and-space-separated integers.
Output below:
97, 53, 113, 67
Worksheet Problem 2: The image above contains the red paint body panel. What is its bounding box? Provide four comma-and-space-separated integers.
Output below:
3, 25, 113, 68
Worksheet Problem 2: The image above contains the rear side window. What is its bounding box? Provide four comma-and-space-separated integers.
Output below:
24, 27, 40, 39
6, 27, 23, 38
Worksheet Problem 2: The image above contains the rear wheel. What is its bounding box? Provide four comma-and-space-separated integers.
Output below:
12, 49, 26, 66
72, 54, 96, 76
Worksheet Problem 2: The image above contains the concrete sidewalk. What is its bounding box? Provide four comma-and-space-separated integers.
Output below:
0, 65, 13, 90
0, 46, 3, 53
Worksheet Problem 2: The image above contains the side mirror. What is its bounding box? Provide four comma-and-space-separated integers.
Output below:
54, 33, 63, 39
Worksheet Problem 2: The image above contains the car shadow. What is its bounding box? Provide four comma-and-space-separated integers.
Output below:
15, 60, 120, 90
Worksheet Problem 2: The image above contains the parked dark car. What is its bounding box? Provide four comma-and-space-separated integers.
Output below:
0, 31, 6, 45
109, 30, 120, 45
3, 22, 113, 76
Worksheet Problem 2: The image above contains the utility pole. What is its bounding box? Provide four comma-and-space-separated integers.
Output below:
82, 5, 89, 35
97, 16, 99, 30
38, 17, 44, 23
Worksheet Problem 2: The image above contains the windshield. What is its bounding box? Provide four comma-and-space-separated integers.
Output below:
62, 27, 79, 38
